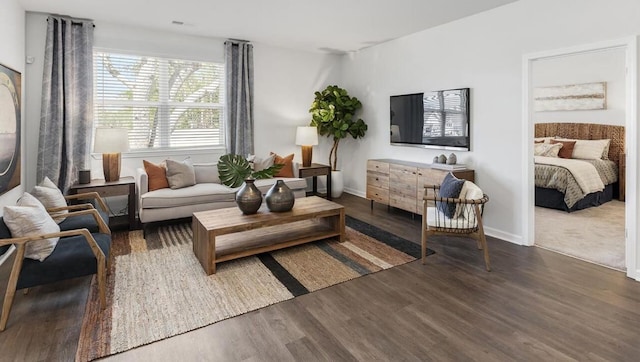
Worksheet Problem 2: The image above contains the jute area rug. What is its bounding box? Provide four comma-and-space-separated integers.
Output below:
76, 216, 433, 361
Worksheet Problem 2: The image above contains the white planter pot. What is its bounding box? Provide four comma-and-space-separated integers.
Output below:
331, 170, 344, 199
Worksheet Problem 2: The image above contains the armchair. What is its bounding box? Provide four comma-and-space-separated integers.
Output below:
421, 181, 491, 271
0, 206, 111, 331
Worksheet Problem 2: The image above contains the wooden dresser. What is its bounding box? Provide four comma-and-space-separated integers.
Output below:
366, 159, 474, 215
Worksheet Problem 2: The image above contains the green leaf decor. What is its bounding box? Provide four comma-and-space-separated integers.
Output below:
217, 154, 286, 188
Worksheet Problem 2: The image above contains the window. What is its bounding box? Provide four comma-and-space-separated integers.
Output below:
93, 51, 225, 152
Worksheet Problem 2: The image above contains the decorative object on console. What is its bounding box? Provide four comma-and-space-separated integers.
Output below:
295, 126, 318, 167
236, 178, 262, 214
432, 156, 439, 163
438, 154, 447, 164
93, 127, 129, 182
265, 179, 295, 212
534, 82, 606, 112
447, 153, 457, 165
78, 170, 91, 184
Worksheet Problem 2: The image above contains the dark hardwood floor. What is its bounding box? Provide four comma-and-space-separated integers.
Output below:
1, 193, 639, 361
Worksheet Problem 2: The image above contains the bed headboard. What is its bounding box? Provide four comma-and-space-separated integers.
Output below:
534, 123, 625, 165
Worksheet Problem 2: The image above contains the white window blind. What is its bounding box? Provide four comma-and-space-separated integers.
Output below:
93, 51, 225, 151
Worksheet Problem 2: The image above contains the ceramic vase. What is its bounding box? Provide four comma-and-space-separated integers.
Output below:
265, 180, 295, 212
331, 170, 344, 198
236, 178, 262, 214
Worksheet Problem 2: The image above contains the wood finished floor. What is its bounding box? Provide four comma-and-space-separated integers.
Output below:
1, 193, 639, 361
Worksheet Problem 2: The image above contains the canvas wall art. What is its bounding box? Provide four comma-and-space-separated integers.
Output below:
0, 63, 21, 196
534, 82, 606, 112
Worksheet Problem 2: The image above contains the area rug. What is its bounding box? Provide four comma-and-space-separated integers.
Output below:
75, 216, 433, 361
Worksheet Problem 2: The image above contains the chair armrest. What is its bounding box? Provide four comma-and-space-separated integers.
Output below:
423, 194, 489, 205
50, 208, 111, 235
65, 192, 108, 213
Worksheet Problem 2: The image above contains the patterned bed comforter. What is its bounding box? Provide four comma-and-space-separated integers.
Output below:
535, 158, 618, 208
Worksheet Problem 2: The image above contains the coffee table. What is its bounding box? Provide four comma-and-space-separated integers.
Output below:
192, 196, 345, 275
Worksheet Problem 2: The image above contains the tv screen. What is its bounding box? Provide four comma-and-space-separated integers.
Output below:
390, 88, 470, 151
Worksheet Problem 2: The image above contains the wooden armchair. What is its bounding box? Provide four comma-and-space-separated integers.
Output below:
0, 207, 111, 331
421, 182, 491, 271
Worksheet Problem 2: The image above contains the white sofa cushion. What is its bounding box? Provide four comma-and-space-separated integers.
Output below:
141, 183, 237, 209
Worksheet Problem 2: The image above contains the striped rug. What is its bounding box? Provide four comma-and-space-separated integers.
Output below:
76, 216, 433, 361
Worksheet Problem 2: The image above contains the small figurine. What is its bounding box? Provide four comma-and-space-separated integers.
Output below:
438, 154, 447, 164
447, 153, 457, 165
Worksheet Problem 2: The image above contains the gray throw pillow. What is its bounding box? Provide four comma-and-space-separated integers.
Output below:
436, 173, 465, 218
165, 159, 196, 189
193, 163, 220, 184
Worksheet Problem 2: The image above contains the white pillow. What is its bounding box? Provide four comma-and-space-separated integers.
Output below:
165, 159, 196, 189
3, 193, 60, 261
534, 143, 562, 157
534, 137, 553, 144
555, 138, 610, 160
193, 163, 220, 184
454, 181, 484, 219
248, 154, 276, 171
31, 176, 68, 223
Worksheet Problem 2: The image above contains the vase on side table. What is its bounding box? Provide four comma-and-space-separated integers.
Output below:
265, 180, 295, 212
236, 178, 262, 214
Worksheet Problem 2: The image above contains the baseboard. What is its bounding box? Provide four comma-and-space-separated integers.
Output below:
343, 187, 365, 198
484, 227, 525, 245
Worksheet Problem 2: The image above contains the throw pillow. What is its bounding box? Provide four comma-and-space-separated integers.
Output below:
437, 173, 465, 218
3, 193, 60, 261
165, 159, 196, 189
271, 152, 294, 178
193, 163, 220, 184
534, 143, 563, 157
554, 138, 610, 160
249, 154, 276, 171
143, 160, 170, 191
550, 139, 576, 159
31, 176, 68, 223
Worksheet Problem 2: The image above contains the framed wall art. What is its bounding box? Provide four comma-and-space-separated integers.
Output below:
0, 63, 21, 196
534, 82, 607, 112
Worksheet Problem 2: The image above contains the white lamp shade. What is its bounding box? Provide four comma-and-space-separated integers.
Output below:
295, 126, 319, 146
93, 127, 130, 153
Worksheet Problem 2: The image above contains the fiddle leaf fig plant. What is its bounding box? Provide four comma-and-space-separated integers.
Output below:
309, 85, 367, 171
217, 153, 283, 188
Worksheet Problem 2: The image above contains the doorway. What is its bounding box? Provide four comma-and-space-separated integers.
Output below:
522, 37, 638, 281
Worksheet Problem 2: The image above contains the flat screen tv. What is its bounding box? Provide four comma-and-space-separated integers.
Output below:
390, 87, 470, 151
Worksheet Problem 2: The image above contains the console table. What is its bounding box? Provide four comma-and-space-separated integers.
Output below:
366, 159, 474, 215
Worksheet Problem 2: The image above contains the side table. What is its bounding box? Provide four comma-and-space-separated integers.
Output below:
68, 176, 136, 230
298, 163, 332, 200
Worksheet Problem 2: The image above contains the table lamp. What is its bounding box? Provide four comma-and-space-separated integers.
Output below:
93, 127, 129, 182
296, 126, 318, 167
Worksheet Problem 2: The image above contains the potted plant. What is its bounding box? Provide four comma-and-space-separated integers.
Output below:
309, 85, 367, 198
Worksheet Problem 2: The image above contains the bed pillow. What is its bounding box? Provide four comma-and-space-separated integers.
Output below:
534, 143, 563, 157
555, 138, 610, 160
31, 176, 68, 223
165, 159, 196, 189
437, 173, 465, 218
534, 137, 553, 144
3, 193, 60, 261
550, 139, 576, 159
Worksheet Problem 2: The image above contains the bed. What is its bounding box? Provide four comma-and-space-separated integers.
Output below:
534, 123, 624, 212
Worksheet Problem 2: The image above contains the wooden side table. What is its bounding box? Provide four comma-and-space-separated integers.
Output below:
68, 176, 136, 230
298, 163, 332, 200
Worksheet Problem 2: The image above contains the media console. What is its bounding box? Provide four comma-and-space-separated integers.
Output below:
366, 159, 475, 215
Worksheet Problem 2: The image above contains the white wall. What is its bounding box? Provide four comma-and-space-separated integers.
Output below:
0, 0, 25, 215
24, 14, 341, 192
532, 47, 626, 125
339, 0, 640, 245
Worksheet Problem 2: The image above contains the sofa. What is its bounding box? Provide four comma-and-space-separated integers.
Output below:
136, 162, 308, 224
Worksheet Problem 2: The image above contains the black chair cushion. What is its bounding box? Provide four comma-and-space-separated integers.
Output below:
58, 208, 109, 233
17, 233, 111, 290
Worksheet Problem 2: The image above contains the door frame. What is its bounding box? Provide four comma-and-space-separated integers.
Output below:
522, 36, 638, 281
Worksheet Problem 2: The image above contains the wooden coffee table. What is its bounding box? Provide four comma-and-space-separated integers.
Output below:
192, 196, 345, 275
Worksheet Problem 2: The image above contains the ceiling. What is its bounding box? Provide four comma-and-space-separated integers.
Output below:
19, 0, 519, 53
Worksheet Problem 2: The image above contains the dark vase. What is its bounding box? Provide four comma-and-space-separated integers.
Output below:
236, 178, 262, 214
265, 180, 295, 212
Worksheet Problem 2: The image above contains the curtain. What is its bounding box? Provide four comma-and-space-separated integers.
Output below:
224, 40, 254, 156
37, 15, 94, 192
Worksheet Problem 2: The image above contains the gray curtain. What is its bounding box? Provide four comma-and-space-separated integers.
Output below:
37, 15, 94, 192
224, 40, 254, 156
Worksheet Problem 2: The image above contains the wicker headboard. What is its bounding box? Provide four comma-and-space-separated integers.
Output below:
534, 123, 625, 165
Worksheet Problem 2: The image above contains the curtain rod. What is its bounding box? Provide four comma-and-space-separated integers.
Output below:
47, 16, 95, 27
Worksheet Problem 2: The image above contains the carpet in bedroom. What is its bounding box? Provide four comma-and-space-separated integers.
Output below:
535, 200, 625, 271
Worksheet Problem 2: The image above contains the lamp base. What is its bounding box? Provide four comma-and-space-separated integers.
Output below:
102, 152, 121, 182
301, 146, 313, 167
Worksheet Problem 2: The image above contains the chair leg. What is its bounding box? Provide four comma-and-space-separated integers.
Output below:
1, 245, 26, 332
474, 205, 491, 271
22, 288, 29, 295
